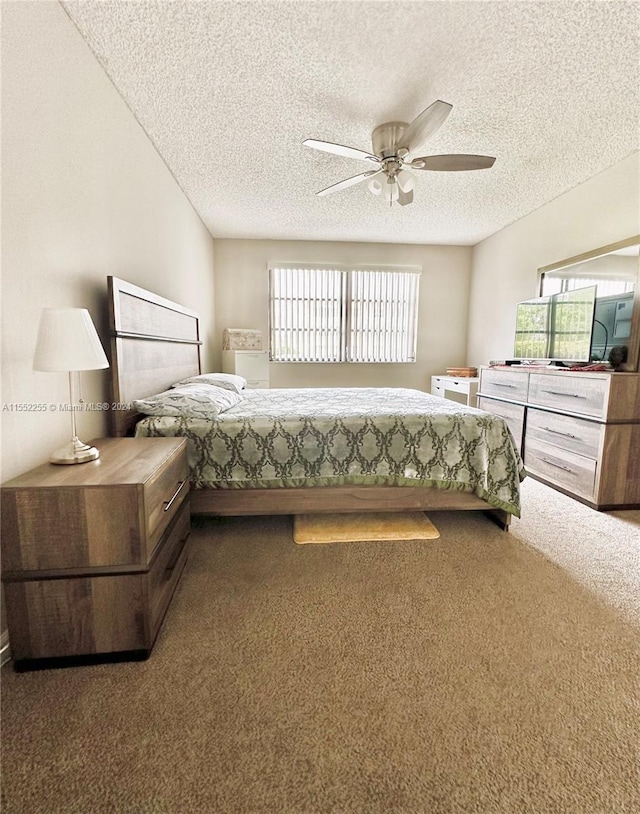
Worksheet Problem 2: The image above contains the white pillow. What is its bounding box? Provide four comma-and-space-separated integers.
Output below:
133, 384, 242, 418
171, 372, 247, 393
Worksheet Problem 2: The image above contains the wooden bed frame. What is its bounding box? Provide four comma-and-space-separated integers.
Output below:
108, 276, 511, 529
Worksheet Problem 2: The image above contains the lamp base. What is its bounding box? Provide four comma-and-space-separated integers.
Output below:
50, 438, 100, 465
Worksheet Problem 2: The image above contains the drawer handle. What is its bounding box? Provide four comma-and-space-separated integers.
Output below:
165, 531, 190, 578
492, 382, 516, 388
542, 389, 585, 399
537, 456, 573, 474
542, 426, 578, 440
163, 481, 185, 512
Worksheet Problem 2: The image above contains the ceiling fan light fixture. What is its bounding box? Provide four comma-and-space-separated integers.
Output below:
368, 177, 383, 195
396, 169, 415, 193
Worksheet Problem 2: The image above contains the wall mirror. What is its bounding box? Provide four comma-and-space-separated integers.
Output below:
538, 236, 640, 371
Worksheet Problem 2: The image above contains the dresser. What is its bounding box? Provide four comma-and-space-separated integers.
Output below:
1, 437, 190, 670
431, 375, 479, 407
222, 349, 269, 388
477, 367, 640, 509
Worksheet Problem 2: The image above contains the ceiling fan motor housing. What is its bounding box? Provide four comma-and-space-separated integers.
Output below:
371, 121, 409, 158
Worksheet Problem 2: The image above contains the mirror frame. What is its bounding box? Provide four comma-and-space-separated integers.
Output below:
538, 235, 640, 372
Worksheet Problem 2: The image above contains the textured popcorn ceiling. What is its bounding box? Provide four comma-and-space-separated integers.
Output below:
62, 0, 639, 245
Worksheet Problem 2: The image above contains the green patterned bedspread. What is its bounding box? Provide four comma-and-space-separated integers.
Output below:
135, 387, 526, 516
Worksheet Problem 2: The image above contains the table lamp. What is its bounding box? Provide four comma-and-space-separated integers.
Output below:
33, 307, 110, 464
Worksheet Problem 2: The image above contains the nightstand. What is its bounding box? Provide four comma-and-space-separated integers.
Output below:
1, 437, 190, 670
222, 349, 269, 388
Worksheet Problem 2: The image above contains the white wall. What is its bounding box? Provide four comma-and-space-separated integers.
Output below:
467, 152, 640, 366
214, 239, 473, 389
1, 1, 217, 484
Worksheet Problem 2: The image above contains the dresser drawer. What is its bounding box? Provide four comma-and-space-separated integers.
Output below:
477, 397, 525, 449
526, 409, 602, 460
527, 374, 608, 418
480, 369, 529, 402
147, 498, 190, 644
144, 444, 189, 556
525, 437, 597, 500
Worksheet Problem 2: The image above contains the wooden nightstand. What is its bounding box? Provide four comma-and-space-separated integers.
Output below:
1, 437, 190, 670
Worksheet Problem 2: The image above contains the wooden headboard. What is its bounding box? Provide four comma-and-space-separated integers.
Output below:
108, 276, 202, 436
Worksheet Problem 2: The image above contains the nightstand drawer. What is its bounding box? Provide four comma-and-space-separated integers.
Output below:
148, 498, 190, 641
480, 369, 529, 401
4, 572, 149, 661
526, 409, 601, 459
527, 374, 608, 418
1, 485, 142, 571
525, 437, 596, 500
238, 351, 268, 377
145, 446, 189, 554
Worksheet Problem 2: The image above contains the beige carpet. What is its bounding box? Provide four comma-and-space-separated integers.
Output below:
1, 478, 639, 814
293, 511, 440, 544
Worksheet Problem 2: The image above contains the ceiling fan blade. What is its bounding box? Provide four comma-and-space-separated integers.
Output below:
409, 154, 496, 171
316, 168, 383, 197
397, 185, 414, 207
303, 139, 381, 164
398, 100, 453, 154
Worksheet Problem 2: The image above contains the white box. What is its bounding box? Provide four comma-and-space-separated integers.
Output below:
222, 328, 262, 351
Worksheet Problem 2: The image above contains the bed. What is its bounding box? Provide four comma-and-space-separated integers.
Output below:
108, 276, 525, 529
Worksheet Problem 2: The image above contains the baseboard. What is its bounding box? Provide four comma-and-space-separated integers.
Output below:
1, 628, 11, 668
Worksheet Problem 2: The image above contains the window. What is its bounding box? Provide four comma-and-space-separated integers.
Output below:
269, 265, 420, 362
541, 275, 635, 297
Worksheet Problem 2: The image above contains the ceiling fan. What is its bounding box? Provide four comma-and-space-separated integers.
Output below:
303, 100, 495, 207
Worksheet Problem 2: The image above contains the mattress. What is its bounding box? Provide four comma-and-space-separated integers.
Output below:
135, 387, 526, 516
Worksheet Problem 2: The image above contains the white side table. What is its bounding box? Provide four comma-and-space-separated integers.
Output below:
430, 375, 479, 407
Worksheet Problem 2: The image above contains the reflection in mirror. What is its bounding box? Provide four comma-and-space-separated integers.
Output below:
539, 237, 640, 370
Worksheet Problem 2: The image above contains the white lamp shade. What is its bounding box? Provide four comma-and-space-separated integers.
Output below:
368, 177, 383, 195
33, 308, 109, 372
396, 169, 415, 193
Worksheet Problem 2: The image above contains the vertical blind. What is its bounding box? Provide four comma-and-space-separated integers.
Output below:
269, 266, 420, 362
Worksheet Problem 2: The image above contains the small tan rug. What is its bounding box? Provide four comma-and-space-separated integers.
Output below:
293, 511, 440, 545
